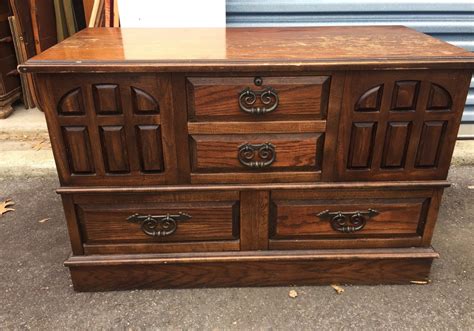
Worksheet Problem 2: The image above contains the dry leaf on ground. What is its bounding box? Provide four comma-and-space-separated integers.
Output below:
410, 280, 431, 285
38, 218, 50, 223
288, 289, 298, 298
330, 284, 345, 294
0, 199, 15, 216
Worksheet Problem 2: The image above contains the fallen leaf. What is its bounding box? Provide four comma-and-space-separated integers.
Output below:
288, 289, 298, 298
0, 199, 15, 216
410, 280, 431, 285
330, 284, 345, 294
38, 218, 50, 223
468, 186, 474, 190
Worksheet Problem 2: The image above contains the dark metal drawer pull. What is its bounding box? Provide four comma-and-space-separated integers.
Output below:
238, 142, 276, 168
127, 212, 192, 237
317, 209, 379, 233
238, 87, 279, 115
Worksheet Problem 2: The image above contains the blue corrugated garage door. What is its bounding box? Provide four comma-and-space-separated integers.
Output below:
226, 0, 474, 123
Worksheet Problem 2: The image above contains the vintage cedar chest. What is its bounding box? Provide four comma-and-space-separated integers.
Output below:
20, 26, 474, 291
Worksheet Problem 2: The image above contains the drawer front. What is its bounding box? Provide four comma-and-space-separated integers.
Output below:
71, 191, 240, 254
269, 188, 441, 249
187, 76, 330, 121
189, 133, 324, 183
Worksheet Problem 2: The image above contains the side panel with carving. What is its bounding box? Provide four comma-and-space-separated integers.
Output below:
337, 70, 471, 181
37, 74, 177, 185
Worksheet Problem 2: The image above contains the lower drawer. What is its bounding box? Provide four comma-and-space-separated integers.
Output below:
269, 188, 442, 249
69, 191, 240, 254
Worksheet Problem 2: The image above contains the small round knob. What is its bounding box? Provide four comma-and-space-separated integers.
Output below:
254, 77, 263, 86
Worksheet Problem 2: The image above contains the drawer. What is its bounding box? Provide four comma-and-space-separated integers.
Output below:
189, 133, 324, 183
187, 76, 330, 121
71, 191, 240, 254
269, 188, 441, 249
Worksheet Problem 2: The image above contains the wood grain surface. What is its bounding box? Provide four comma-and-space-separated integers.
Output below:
20, 26, 474, 73
65, 248, 438, 291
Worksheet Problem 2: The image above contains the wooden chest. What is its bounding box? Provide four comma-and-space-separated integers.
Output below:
21, 26, 474, 291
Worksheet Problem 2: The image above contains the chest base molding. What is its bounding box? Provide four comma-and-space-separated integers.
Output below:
65, 247, 437, 291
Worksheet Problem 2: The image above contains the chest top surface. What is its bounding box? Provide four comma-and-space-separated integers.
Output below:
20, 26, 474, 73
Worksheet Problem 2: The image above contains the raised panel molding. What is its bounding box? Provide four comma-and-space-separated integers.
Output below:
347, 122, 377, 169
99, 126, 130, 173
391, 80, 420, 111
426, 83, 452, 111
92, 84, 122, 115
355, 84, 383, 112
135, 125, 164, 173
131, 87, 160, 114
415, 121, 447, 168
62, 126, 95, 174
381, 121, 412, 168
58, 88, 84, 115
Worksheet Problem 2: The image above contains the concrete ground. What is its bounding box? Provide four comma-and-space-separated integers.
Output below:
0, 106, 473, 329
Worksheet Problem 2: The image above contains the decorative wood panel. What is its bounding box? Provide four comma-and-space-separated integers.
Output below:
391, 80, 419, 111
58, 88, 84, 115
99, 126, 130, 173
381, 122, 412, 169
135, 125, 164, 173
415, 121, 447, 168
337, 70, 471, 181
131, 87, 160, 114
426, 83, 452, 111
347, 122, 377, 169
44, 73, 174, 185
92, 84, 121, 115
62, 126, 95, 174
355, 84, 383, 112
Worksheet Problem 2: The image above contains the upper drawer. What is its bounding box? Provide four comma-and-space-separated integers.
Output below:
186, 76, 331, 121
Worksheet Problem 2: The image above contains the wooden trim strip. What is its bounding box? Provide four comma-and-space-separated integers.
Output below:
19, 57, 474, 73
188, 120, 326, 134
83, 240, 240, 255
269, 237, 422, 250
64, 247, 439, 267
56, 180, 451, 194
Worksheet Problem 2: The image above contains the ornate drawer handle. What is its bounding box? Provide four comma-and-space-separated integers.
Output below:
238, 142, 276, 168
238, 87, 279, 115
317, 209, 379, 233
127, 212, 192, 237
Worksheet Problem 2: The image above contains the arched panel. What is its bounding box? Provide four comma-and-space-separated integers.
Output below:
131, 87, 160, 114
58, 88, 84, 115
355, 84, 383, 112
427, 83, 452, 111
